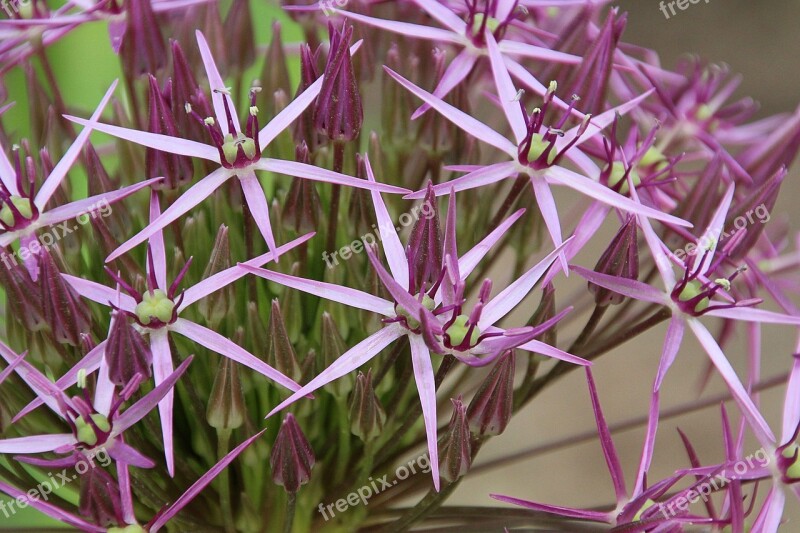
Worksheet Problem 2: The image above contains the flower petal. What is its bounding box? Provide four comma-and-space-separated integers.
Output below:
485, 32, 527, 145
411, 49, 477, 120
254, 158, 409, 194
569, 265, 665, 304
333, 9, 464, 44
409, 334, 440, 492
0, 433, 76, 454
0, 480, 104, 532
196, 30, 239, 135
150, 329, 176, 476
238, 172, 277, 258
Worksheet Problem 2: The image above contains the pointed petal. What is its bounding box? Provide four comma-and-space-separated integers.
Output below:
238, 172, 277, 257
497, 39, 582, 64
479, 238, 572, 328
0, 480, 104, 532
409, 0, 465, 33
698, 183, 735, 274
569, 265, 665, 304
0, 350, 26, 385
545, 165, 691, 228
149, 430, 267, 533
106, 167, 231, 263
63, 275, 137, 313
490, 494, 609, 522
181, 233, 316, 308
706, 307, 800, 325
458, 207, 525, 279
109, 440, 156, 469
36, 80, 118, 208
515, 338, 590, 366
64, 116, 220, 162
254, 159, 409, 194
405, 162, 517, 200
148, 190, 168, 290
653, 316, 686, 391
781, 352, 800, 444
584, 368, 627, 503
237, 264, 394, 316
364, 153, 408, 289
266, 326, 404, 418
531, 177, 568, 273
687, 319, 775, 444
384, 67, 518, 156
632, 390, 661, 499
411, 50, 477, 120
171, 318, 301, 393
93, 356, 115, 417
332, 9, 463, 44
196, 30, 239, 135
0, 433, 76, 454
150, 329, 175, 476
409, 335, 440, 491
259, 76, 323, 149
485, 32, 527, 145
38, 178, 161, 227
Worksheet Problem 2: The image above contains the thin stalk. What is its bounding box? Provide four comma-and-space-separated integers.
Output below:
325, 141, 346, 255
216, 429, 235, 533
284, 492, 297, 533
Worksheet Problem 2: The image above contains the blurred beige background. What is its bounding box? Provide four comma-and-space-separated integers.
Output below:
445, 1, 800, 529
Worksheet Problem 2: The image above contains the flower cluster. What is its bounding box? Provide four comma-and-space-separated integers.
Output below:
0, 0, 798, 531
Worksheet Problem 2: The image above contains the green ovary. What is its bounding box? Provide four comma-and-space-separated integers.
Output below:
677, 280, 710, 313
446, 315, 480, 347
0, 196, 33, 227
471, 14, 500, 35
75, 413, 111, 446
606, 162, 641, 195
221, 133, 257, 165
107, 526, 147, 533
397, 294, 435, 330
135, 289, 176, 325
782, 443, 800, 479
526, 134, 556, 165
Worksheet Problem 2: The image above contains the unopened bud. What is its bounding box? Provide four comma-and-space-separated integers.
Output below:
206, 356, 246, 431
467, 351, 515, 436
439, 397, 472, 483
348, 370, 386, 441
589, 216, 638, 306
270, 414, 315, 493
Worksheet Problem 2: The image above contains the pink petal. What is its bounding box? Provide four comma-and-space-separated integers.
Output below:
149, 430, 267, 533
36, 80, 118, 209
0, 433, 75, 454
364, 153, 409, 289
148, 190, 168, 290
409, 0, 466, 33
497, 39, 581, 65
752, 486, 785, 533
569, 265, 665, 304
237, 264, 394, 316
490, 494, 609, 522
479, 237, 572, 328
0, 480, 104, 532
254, 158, 409, 194
238, 172, 277, 257
106, 167, 231, 263
485, 32, 527, 144
384, 67, 518, 157
706, 307, 800, 325
0, 342, 71, 416
0, 350, 26, 385
504, 57, 585, 118
411, 50, 477, 120
632, 390, 661, 499
531, 177, 568, 273
181, 232, 316, 309
109, 440, 156, 469
170, 318, 302, 393
687, 319, 775, 444
38, 178, 161, 227
195, 30, 239, 136
545, 165, 691, 228
584, 368, 628, 503
64, 116, 221, 162
515, 338, 591, 366
63, 275, 137, 313
404, 161, 517, 200
781, 351, 800, 443
408, 335, 440, 492
543, 202, 609, 285
458, 207, 525, 278
258, 76, 323, 149
150, 329, 176, 477
333, 9, 464, 45
698, 183, 735, 275
653, 316, 686, 391
93, 355, 115, 418
266, 325, 405, 418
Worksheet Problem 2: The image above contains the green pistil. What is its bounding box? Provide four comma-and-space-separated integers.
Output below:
639, 146, 669, 172
471, 13, 501, 35
446, 315, 480, 347
75, 413, 111, 446
677, 280, 710, 313
782, 443, 800, 479
696, 104, 714, 122
135, 289, 176, 325
397, 294, 435, 330
0, 196, 33, 227
606, 162, 641, 195
633, 498, 657, 522
527, 133, 556, 165
221, 133, 257, 165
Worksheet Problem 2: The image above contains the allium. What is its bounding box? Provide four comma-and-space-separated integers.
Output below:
0, 1, 799, 531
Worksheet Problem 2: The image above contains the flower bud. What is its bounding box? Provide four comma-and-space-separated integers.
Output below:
320, 312, 352, 396
146, 75, 194, 190
348, 370, 386, 442
467, 351, 515, 436
119, 0, 166, 76
198, 226, 234, 328
171, 39, 213, 141
206, 356, 246, 431
106, 312, 152, 386
293, 43, 321, 148
314, 23, 363, 142
589, 216, 639, 306
259, 22, 292, 118
406, 180, 442, 295
282, 144, 322, 234
223, 0, 255, 73
0, 250, 45, 332
270, 414, 315, 493
39, 250, 90, 346
78, 463, 124, 527
439, 397, 472, 483
268, 300, 301, 382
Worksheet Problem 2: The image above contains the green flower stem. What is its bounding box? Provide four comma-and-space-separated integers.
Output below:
217, 429, 235, 533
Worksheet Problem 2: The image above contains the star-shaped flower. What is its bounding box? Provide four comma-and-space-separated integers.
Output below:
66, 30, 408, 264
239, 155, 588, 491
